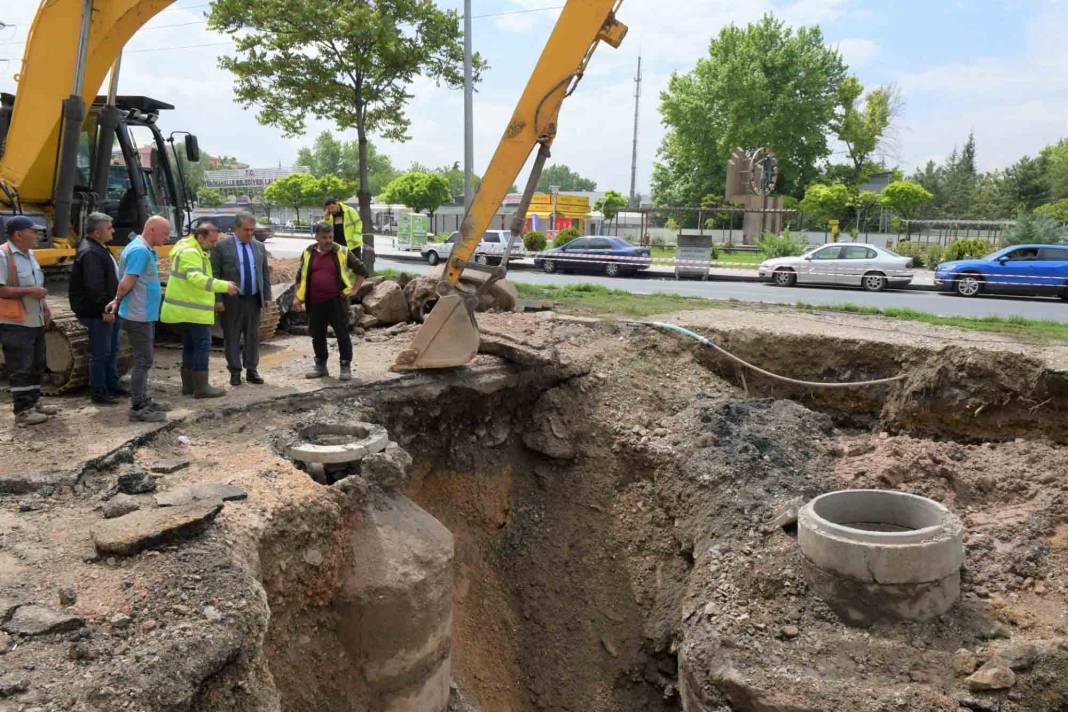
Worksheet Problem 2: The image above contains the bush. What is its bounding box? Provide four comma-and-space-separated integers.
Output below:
1002, 210, 1068, 246
924, 244, 945, 268
944, 238, 992, 261
650, 234, 667, 247
553, 227, 581, 248
1034, 199, 1068, 224
757, 229, 807, 258
710, 243, 721, 260
894, 241, 928, 268
523, 230, 547, 252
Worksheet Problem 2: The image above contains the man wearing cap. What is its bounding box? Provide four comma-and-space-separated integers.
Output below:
0, 216, 56, 426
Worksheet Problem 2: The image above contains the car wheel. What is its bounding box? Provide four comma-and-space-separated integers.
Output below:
426, 251, 439, 266
773, 268, 797, 287
862, 272, 887, 292
475, 254, 489, 266
605, 262, 621, 277
542, 259, 557, 274
954, 273, 983, 297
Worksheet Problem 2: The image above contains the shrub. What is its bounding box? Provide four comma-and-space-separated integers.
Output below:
523, 230, 547, 252
1002, 210, 1068, 246
710, 243, 721, 260
650, 234, 667, 247
924, 244, 945, 268
1034, 199, 1068, 224
757, 229, 807, 258
944, 238, 992, 261
894, 240, 927, 268
553, 227, 581, 248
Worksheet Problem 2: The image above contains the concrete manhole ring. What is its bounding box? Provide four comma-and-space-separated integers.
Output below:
797, 489, 964, 625
287, 422, 390, 465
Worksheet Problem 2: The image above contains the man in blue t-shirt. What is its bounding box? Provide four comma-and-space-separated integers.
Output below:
106, 216, 170, 422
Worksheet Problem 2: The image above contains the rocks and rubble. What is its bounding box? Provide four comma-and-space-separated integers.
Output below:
91, 500, 224, 556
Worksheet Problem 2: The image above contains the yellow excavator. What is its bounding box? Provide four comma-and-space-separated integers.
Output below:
392, 0, 627, 370
0, 0, 278, 392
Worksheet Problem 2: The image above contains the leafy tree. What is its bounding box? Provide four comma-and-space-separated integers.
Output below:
297, 131, 399, 195
380, 172, 452, 218
879, 180, 933, 236
1045, 139, 1068, 200
594, 190, 628, 233
208, 0, 484, 272
799, 183, 851, 226
310, 174, 358, 208
264, 172, 318, 222
653, 14, 847, 206
197, 186, 225, 208
536, 164, 597, 192
1034, 199, 1068, 223
851, 190, 879, 233
834, 77, 899, 189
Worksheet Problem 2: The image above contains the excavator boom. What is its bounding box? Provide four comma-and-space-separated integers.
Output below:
392, 0, 626, 371
0, 0, 173, 205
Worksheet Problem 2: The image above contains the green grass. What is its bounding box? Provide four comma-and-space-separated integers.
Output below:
794, 302, 1068, 341
649, 245, 765, 267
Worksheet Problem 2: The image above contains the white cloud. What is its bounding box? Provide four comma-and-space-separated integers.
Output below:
835, 37, 879, 67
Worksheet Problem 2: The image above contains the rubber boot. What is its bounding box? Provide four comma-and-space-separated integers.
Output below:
339, 362, 352, 381
305, 359, 328, 379
193, 370, 225, 399
180, 368, 195, 396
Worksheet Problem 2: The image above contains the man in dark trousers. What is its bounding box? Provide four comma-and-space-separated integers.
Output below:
292, 222, 368, 381
69, 212, 124, 405
0, 216, 55, 426
211, 212, 271, 386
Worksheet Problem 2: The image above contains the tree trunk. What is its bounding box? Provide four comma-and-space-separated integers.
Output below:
356, 110, 375, 273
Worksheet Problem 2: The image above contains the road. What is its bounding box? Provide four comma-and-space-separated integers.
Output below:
266, 237, 1068, 323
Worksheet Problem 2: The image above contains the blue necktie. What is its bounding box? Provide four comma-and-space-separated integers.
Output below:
241, 243, 253, 295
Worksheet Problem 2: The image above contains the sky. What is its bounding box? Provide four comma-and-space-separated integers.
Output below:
1, 0, 1067, 197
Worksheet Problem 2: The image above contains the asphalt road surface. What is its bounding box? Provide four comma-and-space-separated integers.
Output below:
266, 237, 1068, 324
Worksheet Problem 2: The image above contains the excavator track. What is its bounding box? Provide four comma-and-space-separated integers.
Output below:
0, 300, 133, 395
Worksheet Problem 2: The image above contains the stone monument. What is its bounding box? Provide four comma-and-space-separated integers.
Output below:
726, 146, 785, 244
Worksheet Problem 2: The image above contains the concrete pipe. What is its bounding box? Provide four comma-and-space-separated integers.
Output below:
797, 489, 964, 626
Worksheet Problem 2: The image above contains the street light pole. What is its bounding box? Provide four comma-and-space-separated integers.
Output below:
463, 0, 474, 210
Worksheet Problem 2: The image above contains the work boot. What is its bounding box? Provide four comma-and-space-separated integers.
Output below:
145, 398, 172, 412
15, 410, 49, 427
246, 370, 264, 384
192, 371, 225, 399
230, 371, 242, 386
91, 393, 120, 406
180, 368, 194, 396
339, 362, 352, 381
33, 401, 61, 415
129, 405, 166, 423
305, 360, 328, 379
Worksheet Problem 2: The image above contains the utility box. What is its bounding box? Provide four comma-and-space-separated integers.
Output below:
396, 212, 429, 251
676, 233, 712, 280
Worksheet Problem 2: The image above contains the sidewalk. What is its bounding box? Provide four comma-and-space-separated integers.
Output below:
270, 232, 940, 290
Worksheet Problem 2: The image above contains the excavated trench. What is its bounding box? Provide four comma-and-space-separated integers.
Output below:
43, 321, 1065, 712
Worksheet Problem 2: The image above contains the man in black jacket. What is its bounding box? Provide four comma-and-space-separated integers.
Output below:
69, 212, 123, 405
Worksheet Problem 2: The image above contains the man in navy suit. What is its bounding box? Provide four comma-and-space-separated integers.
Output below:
210, 212, 272, 385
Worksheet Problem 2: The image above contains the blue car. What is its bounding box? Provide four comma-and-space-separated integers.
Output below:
934, 244, 1068, 299
533, 236, 651, 277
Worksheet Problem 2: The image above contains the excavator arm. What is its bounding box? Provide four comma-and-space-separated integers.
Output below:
0, 0, 174, 207
392, 0, 626, 371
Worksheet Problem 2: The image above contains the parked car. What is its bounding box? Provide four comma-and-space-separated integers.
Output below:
934, 244, 1068, 298
758, 243, 913, 291
190, 214, 274, 242
533, 236, 651, 277
421, 230, 527, 266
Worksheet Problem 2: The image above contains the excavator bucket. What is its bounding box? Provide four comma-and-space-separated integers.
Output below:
390, 294, 481, 371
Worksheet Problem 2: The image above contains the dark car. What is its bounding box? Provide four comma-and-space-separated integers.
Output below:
934, 244, 1068, 298
533, 236, 651, 277
190, 215, 274, 242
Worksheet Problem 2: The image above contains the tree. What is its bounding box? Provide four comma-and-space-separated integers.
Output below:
197, 186, 225, 208
879, 180, 933, 236
653, 14, 847, 206
536, 164, 597, 192
942, 132, 978, 216
1035, 199, 1068, 223
594, 190, 628, 234
311, 174, 358, 208
380, 172, 453, 218
297, 131, 399, 195
264, 172, 318, 222
834, 78, 901, 189
851, 190, 879, 233
1045, 139, 1068, 200
800, 183, 851, 227
208, 0, 484, 272
1002, 154, 1050, 211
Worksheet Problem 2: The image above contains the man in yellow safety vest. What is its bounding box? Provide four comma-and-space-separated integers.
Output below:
323, 197, 363, 257
161, 221, 238, 398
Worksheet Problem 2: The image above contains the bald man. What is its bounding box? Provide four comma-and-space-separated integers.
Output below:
107, 216, 172, 422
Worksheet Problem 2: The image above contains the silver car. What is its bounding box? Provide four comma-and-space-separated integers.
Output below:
758, 243, 914, 291
421, 230, 526, 266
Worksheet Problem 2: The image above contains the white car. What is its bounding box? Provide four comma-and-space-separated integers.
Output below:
421, 230, 526, 266
758, 243, 914, 291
